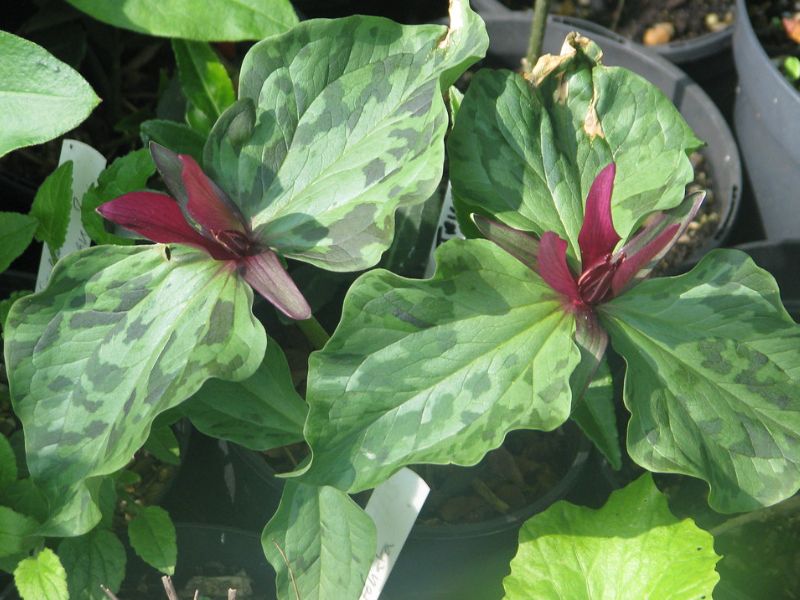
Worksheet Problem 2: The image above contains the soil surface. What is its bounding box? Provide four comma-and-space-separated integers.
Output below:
499, 0, 735, 44
748, 0, 800, 56
653, 151, 719, 275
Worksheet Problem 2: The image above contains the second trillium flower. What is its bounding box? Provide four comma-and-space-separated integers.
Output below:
97, 143, 311, 320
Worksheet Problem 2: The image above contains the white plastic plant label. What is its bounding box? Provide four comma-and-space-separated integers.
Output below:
425, 181, 464, 278
35, 139, 106, 291
359, 468, 430, 600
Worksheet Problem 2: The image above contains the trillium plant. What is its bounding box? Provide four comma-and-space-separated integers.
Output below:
3, 2, 800, 598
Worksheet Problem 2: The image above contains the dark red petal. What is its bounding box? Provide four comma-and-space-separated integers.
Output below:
537, 232, 581, 305
240, 251, 312, 321
97, 192, 234, 260
610, 190, 705, 296
179, 154, 247, 236
578, 163, 620, 271
150, 142, 188, 205
471, 213, 540, 268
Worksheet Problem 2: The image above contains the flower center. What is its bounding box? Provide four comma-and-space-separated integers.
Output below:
577, 253, 622, 305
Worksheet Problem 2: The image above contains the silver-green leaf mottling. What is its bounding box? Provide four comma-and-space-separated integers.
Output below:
301, 239, 579, 492
204, 0, 488, 272
4, 245, 265, 534
601, 250, 800, 513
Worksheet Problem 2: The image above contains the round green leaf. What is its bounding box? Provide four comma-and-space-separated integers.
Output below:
14, 548, 68, 600
503, 474, 720, 599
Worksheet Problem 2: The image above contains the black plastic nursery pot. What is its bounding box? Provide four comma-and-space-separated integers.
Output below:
476, 12, 742, 265
120, 523, 277, 599
380, 428, 590, 600
470, 0, 735, 84
732, 0, 800, 240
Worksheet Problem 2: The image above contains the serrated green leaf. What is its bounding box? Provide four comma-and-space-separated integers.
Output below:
64, 0, 298, 41
4, 244, 266, 533
0, 434, 17, 487
449, 36, 701, 260
570, 360, 621, 470
0, 31, 99, 158
262, 482, 376, 600
59, 528, 126, 600
0, 213, 38, 273
600, 250, 800, 513
81, 148, 156, 246
128, 506, 176, 575
172, 41, 234, 137
0, 480, 49, 524
502, 474, 720, 599
183, 335, 307, 451
143, 426, 180, 467
0, 507, 39, 558
14, 548, 68, 600
29, 162, 74, 253
302, 239, 579, 492
204, 1, 487, 272
140, 120, 205, 161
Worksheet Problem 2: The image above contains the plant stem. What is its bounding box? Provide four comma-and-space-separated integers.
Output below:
526, 0, 552, 72
296, 315, 330, 350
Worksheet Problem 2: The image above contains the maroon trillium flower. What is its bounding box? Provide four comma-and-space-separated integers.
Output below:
474, 162, 704, 386
97, 143, 312, 320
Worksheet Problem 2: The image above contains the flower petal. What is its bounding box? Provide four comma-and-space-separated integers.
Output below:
537, 232, 581, 305
471, 213, 540, 268
179, 154, 247, 236
611, 190, 705, 296
150, 142, 188, 205
578, 163, 620, 270
240, 251, 312, 321
97, 192, 234, 259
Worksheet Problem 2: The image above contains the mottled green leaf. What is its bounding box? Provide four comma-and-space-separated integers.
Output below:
30, 162, 74, 253
81, 148, 156, 246
502, 474, 720, 599
0, 507, 39, 558
128, 506, 176, 576
59, 528, 126, 600
302, 239, 579, 492
0, 434, 17, 487
0, 212, 38, 273
143, 426, 180, 467
14, 548, 68, 600
172, 41, 234, 137
183, 335, 306, 451
262, 482, 376, 600
204, 0, 487, 272
0, 31, 99, 158
449, 35, 701, 259
64, 0, 298, 41
4, 244, 265, 533
600, 250, 800, 513
570, 360, 621, 470
140, 120, 205, 161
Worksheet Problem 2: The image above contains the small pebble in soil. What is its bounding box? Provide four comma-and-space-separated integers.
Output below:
644, 22, 676, 45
